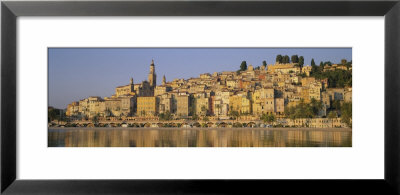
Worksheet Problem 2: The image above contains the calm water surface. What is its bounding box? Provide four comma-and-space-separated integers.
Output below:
48, 128, 352, 147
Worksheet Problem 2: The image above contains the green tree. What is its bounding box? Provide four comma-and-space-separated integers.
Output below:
92, 113, 100, 125
262, 60, 267, 66
159, 110, 172, 121
345, 60, 352, 69
328, 111, 338, 127
191, 114, 199, 121
298, 56, 304, 72
324, 61, 332, 66
283, 55, 290, 64
159, 113, 165, 120
310, 98, 323, 116
284, 106, 295, 120
48, 108, 58, 122
276, 55, 283, 64
311, 62, 319, 76
48, 107, 65, 122
299, 56, 304, 67
261, 113, 276, 124
341, 102, 352, 127
311, 58, 316, 66
310, 69, 352, 88
320, 61, 324, 68
240, 61, 247, 71
298, 72, 307, 78
229, 110, 240, 120
284, 99, 323, 119
291, 55, 299, 63
341, 59, 347, 65
332, 100, 341, 110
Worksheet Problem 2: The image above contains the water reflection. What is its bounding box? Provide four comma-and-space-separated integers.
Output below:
48, 128, 352, 147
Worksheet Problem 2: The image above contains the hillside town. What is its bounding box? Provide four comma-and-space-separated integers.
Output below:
51, 55, 352, 128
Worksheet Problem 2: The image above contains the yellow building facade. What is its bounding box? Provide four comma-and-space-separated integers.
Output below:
137, 97, 158, 116
177, 95, 190, 117
229, 95, 252, 114
195, 96, 210, 116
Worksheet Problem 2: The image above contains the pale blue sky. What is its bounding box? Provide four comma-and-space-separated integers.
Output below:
49, 48, 351, 109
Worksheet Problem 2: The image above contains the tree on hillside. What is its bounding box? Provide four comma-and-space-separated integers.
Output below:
345, 60, 352, 69
276, 55, 283, 64
284, 99, 323, 120
310, 67, 351, 88
311, 58, 318, 74
283, 55, 290, 64
291, 55, 299, 63
240, 61, 247, 71
311, 58, 316, 66
341, 59, 347, 65
298, 56, 304, 71
262, 60, 267, 66
331, 100, 341, 111
310, 98, 323, 116
324, 61, 332, 66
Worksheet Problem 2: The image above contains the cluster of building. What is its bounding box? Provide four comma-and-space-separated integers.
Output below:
66, 59, 352, 124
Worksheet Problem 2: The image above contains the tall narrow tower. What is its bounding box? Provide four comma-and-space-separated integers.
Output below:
162, 75, 166, 85
148, 59, 157, 88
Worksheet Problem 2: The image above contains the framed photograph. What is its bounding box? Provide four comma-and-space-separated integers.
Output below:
2, 0, 400, 194
48, 47, 352, 148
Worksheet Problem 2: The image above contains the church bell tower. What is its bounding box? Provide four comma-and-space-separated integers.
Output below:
148, 59, 157, 88
162, 75, 166, 85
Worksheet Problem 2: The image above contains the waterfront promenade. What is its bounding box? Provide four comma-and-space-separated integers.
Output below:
49, 116, 350, 128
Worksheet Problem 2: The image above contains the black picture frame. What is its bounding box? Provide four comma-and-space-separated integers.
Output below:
1, 0, 399, 194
